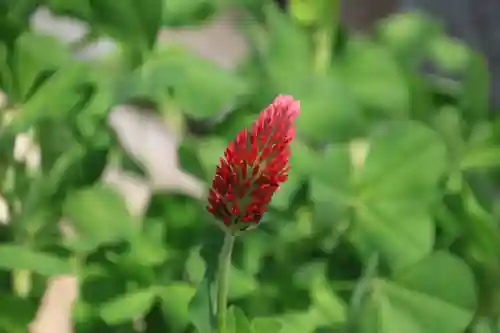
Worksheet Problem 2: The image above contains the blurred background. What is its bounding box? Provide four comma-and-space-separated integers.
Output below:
0, 0, 499, 332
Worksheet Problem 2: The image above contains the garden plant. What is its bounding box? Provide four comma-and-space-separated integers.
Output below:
0, 0, 499, 332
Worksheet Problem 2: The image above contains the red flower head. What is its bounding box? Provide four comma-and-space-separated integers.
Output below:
207, 95, 300, 232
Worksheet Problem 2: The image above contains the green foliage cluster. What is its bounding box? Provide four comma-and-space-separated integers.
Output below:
0, 0, 499, 332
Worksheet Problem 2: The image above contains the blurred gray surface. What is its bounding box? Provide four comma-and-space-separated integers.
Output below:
341, 0, 397, 30
401, 0, 500, 106
342, 0, 499, 107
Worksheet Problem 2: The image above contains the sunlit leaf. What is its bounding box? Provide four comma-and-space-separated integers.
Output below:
358, 252, 477, 333
188, 272, 216, 333
350, 122, 447, 269
100, 289, 156, 325
227, 306, 253, 333
0, 245, 71, 276
63, 185, 139, 250
159, 283, 197, 332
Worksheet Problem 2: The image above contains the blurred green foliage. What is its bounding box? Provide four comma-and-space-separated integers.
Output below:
0, 0, 499, 332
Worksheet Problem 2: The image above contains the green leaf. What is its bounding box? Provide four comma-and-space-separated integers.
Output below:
186, 246, 206, 284
227, 306, 253, 333
100, 288, 156, 325
90, 0, 162, 50
269, 176, 303, 210
0, 294, 37, 333
251, 317, 283, 333
196, 137, 227, 181
294, 74, 364, 142
270, 141, 314, 208
358, 252, 477, 333
72, 300, 94, 324
263, 7, 363, 142
0, 245, 71, 276
277, 310, 327, 333
431, 106, 465, 165
9, 62, 89, 133
289, 0, 335, 26
47, 0, 93, 20
461, 146, 500, 170
13, 32, 70, 101
460, 183, 500, 266
62, 185, 139, 250
228, 265, 259, 300
289, 0, 318, 25
79, 266, 127, 305
310, 277, 347, 324
75, 88, 114, 142
241, 231, 272, 275
378, 12, 438, 61
127, 232, 169, 266
188, 272, 216, 333
132, 0, 163, 48
146, 193, 211, 253
173, 55, 247, 119
460, 52, 490, 120
350, 122, 448, 269
290, 140, 320, 177
293, 262, 326, 288
162, 0, 217, 26
130, 47, 248, 118
265, 5, 312, 90
358, 122, 447, 197
341, 37, 409, 116
309, 145, 353, 228
344, 254, 379, 333
0, 42, 11, 92
310, 145, 352, 200
428, 35, 471, 72
158, 283, 197, 332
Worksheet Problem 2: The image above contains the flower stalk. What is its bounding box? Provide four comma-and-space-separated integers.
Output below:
216, 231, 235, 333
207, 95, 300, 332
313, 0, 340, 74
313, 27, 333, 74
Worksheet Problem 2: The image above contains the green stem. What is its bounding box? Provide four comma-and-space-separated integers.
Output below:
12, 269, 31, 298
313, 0, 340, 74
216, 232, 235, 333
313, 27, 333, 74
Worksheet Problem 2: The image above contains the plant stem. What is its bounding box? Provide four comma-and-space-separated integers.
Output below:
12, 269, 31, 298
216, 232, 235, 333
313, 0, 340, 75
313, 28, 333, 74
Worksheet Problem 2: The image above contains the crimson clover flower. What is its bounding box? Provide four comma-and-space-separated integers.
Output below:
207, 95, 300, 232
